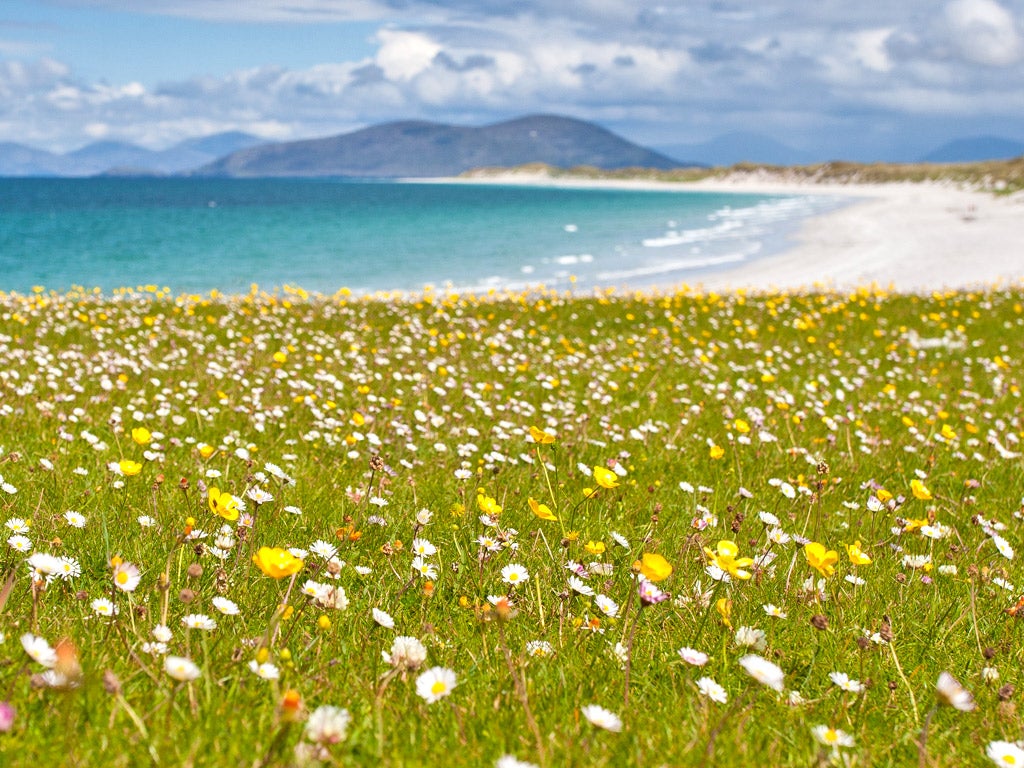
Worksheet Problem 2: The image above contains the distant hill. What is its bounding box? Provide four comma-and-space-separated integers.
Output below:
656, 132, 817, 167
920, 136, 1024, 163
0, 131, 266, 177
195, 115, 690, 178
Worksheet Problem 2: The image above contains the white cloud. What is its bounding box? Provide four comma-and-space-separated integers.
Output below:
945, 0, 1022, 66
375, 29, 443, 81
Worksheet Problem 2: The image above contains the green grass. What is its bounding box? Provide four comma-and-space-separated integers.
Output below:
0, 283, 1022, 767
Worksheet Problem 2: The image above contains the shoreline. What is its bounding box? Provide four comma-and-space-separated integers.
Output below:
427, 171, 1024, 293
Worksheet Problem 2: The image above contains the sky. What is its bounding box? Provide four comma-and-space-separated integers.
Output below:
1, 0, 1023, 160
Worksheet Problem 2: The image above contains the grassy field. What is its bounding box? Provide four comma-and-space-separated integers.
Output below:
0, 282, 1022, 767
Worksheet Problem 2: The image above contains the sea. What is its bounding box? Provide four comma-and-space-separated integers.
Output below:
0, 177, 845, 296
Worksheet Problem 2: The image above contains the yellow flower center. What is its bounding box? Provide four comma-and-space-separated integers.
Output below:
431, 681, 447, 695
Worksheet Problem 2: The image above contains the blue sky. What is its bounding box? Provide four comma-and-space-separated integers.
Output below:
2, 0, 1023, 160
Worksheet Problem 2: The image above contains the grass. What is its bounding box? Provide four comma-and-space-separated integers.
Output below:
0, 282, 1022, 767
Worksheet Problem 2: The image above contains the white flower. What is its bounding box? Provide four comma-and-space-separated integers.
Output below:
212, 597, 240, 616
309, 540, 338, 560
992, 534, 1015, 560
181, 613, 217, 631
152, 624, 173, 642
7, 535, 31, 553
63, 511, 87, 528
734, 626, 767, 651
415, 666, 457, 703
594, 594, 619, 618
568, 576, 594, 596
526, 640, 553, 658
812, 725, 855, 749
411, 538, 437, 557
982, 666, 1000, 684
20, 633, 57, 667
248, 660, 280, 680
92, 597, 118, 617
305, 705, 351, 744
610, 531, 630, 549
411, 556, 438, 579
383, 636, 427, 671
164, 655, 201, 682
936, 671, 975, 711
678, 647, 709, 666
696, 676, 728, 704
372, 607, 395, 629
501, 563, 529, 586
763, 604, 787, 619
987, 740, 1024, 766
829, 671, 865, 694
739, 654, 785, 692
580, 704, 622, 732
496, 755, 539, 768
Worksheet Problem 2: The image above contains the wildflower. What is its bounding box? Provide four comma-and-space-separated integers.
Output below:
246, 487, 274, 505
987, 741, 1024, 766
734, 626, 767, 652
7, 535, 31, 553
181, 614, 217, 631
208, 487, 240, 522
585, 540, 605, 555
812, 725, 855, 749
529, 426, 555, 444
911, 479, 933, 501
411, 538, 437, 557
703, 540, 753, 581
372, 608, 395, 628
568, 576, 594, 596
252, 546, 303, 579
635, 552, 673, 582
526, 640, 554, 658
63, 511, 87, 528
164, 655, 201, 682
829, 671, 865, 693
804, 542, 839, 578
239, 656, 278, 680
696, 677, 728, 704
305, 705, 351, 744
638, 580, 669, 605
763, 604, 788, 619
20, 634, 57, 667
91, 598, 118, 617
0, 702, 13, 733
411, 556, 438, 580
845, 541, 872, 566
477, 492, 502, 516
497, 756, 539, 768
936, 671, 975, 711
678, 647, 709, 666
581, 704, 622, 732
153, 624, 173, 642
131, 427, 151, 445
415, 666, 457, 703
314, 585, 349, 611
592, 466, 619, 489
112, 561, 141, 592
610, 531, 630, 549
212, 597, 240, 616
501, 563, 529, 586
528, 497, 557, 521
309, 540, 338, 560
982, 667, 1000, 684
739, 654, 785, 692
709, 444, 725, 460
383, 636, 427, 671
594, 594, 619, 617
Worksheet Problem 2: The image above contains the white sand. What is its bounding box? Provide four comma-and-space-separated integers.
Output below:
440, 170, 1024, 293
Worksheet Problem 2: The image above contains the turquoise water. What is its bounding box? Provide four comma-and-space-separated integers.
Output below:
0, 178, 841, 295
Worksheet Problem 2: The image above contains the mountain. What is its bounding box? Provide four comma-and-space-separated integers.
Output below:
0, 131, 267, 177
656, 132, 816, 167
0, 142, 65, 176
195, 115, 688, 178
920, 136, 1024, 163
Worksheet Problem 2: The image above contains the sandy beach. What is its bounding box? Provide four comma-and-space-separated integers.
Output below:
448, 170, 1024, 293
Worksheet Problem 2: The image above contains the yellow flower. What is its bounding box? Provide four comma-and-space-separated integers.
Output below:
208, 487, 240, 522
846, 540, 872, 566
592, 466, 619, 489
634, 552, 673, 582
876, 488, 892, 502
529, 426, 556, 445
911, 479, 933, 501
118, 459, 142, 476
940, 423, 957, 441
528, 497, 557, 521
733, 419, 750, 434
585, 541, 606, 555
703, 540, 754, 580
709, 444, 725, 460
252, 546, 303, 579
804, 542, 839, 578
198, 443, 216, 459
716, 597, 733, 629
130, 427, 151, 445
477, 492, 502, 516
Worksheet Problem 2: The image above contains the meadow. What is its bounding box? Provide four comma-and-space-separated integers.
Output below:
0, 281, 1022, 767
